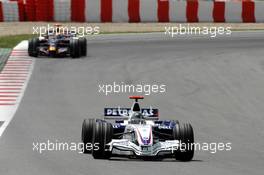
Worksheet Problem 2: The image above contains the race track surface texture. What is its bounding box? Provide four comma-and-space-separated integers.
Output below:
0, 32, 264, 175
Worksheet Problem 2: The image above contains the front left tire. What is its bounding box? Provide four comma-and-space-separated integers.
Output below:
173, 123, 194, 161
28, 38, 39, 57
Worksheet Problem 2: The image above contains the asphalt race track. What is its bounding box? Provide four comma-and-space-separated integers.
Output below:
0, 32, 264, 175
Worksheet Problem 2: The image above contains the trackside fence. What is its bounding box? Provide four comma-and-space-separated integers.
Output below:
0, 0, 263, 22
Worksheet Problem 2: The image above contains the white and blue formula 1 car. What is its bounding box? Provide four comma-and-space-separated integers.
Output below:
81, 96, 194, 161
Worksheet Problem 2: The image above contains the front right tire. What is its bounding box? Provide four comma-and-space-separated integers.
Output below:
92, 122, 113, 159
82, 119, 95, 153
79, 37, 87, 56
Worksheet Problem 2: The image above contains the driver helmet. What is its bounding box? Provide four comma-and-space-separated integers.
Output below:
130, 112, 145, 124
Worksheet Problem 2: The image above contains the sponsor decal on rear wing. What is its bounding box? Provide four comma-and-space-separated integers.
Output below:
104, 108, 159, 119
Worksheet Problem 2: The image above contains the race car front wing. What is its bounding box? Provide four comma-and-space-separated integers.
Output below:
106, 139, 180, 157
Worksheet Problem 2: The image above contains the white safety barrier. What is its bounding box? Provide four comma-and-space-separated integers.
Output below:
255, 1, 264, 22
112, 0, 128, 22
225, 2, 242, 22
198, 1, 214, 22
85, 0, 100, 22
54, 0, 71, 22
169, 1, 186, 22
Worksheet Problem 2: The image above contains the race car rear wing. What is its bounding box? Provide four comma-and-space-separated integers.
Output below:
104, 108, 159, 120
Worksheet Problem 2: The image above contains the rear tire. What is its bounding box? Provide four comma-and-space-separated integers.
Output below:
173, 123, 194, 161
28, 38, 39, 57
70, 39, 81, 58
92, 122, 113, 159
79, 37, 87, 56
82, 119, 95, 153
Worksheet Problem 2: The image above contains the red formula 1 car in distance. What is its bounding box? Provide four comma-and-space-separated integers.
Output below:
28, 26, 87, 58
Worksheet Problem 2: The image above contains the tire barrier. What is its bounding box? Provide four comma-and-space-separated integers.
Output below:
35, 0, 53, 21
25, 0, 35, 21
71, 0, 85, 22
0, 0, 264, 22
0, 1, 3, 22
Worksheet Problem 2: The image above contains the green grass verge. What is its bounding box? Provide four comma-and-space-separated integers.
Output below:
0, 48, 11, 72
0, 34, 36, 48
